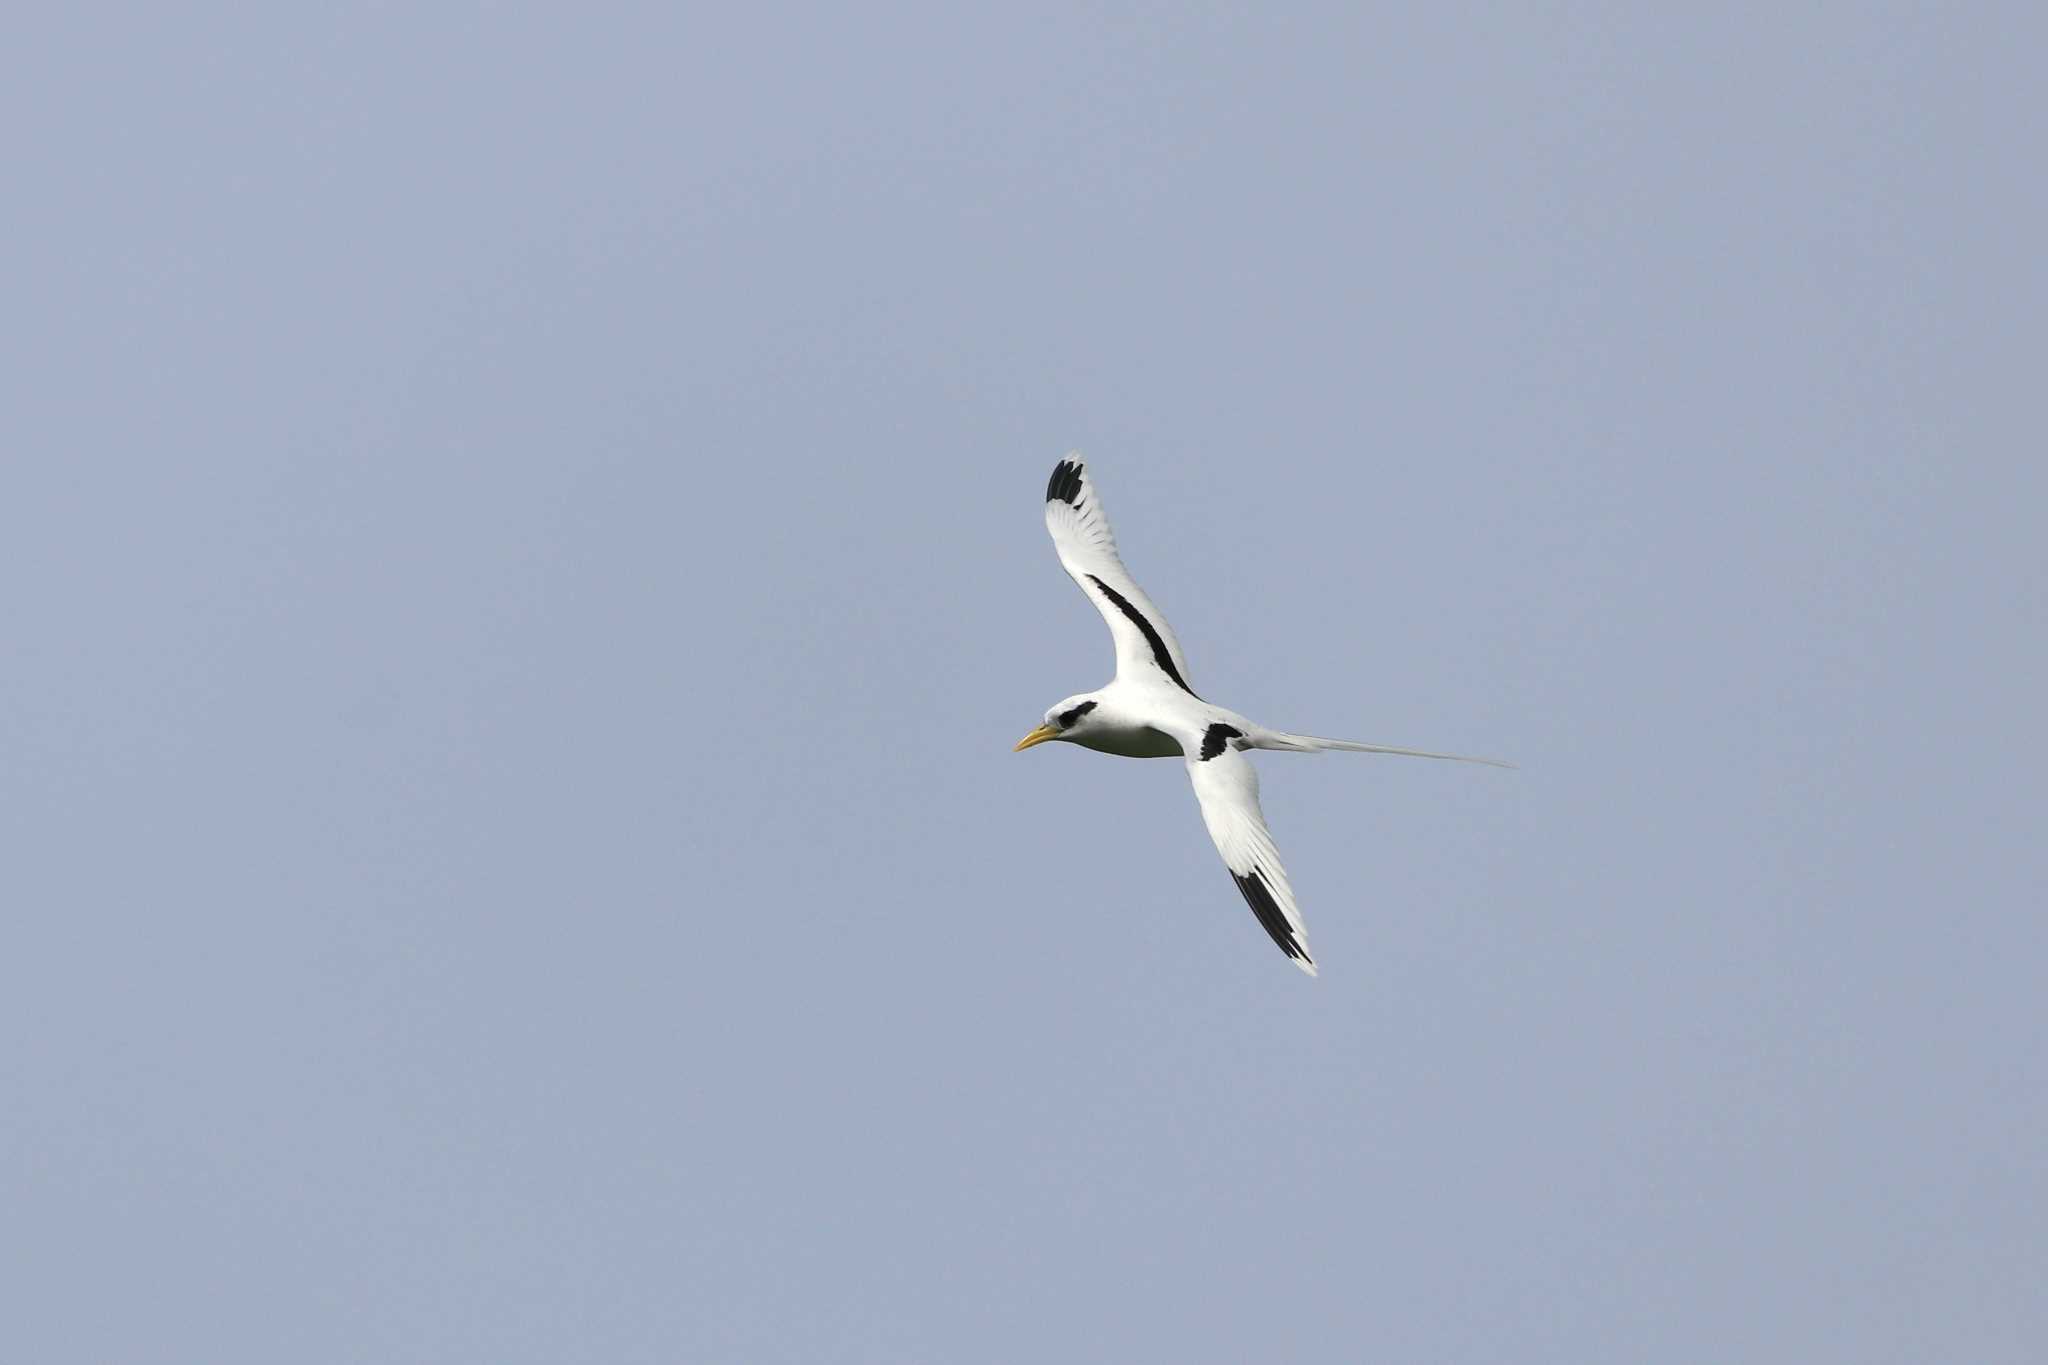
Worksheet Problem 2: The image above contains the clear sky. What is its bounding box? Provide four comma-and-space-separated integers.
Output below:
6, 5, 2044, 1361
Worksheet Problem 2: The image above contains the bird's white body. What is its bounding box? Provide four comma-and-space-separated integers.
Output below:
1016, 456, 1508, 976
1052, 684, 1238, 760
1057, 698, 1186, 759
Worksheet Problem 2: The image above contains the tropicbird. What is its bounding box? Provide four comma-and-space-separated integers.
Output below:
1014, 456, 1509, 975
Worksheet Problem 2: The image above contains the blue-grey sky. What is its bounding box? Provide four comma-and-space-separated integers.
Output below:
6, 5, 2044, 1361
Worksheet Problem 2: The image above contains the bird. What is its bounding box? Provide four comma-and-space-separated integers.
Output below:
1014, 456, 1510, 976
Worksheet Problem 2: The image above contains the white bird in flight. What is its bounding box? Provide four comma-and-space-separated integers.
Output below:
1014, 456, 1510, 976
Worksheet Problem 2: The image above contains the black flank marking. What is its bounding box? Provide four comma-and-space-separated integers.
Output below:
1233, 868, 1303, 961
1046, 459, 1084, 505
1056, 700, 1097, 729
1199, 724, 1243, 761
1084, 574, 1198, 697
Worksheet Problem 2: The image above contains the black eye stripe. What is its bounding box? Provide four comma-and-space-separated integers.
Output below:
1057, 700, 1098, 728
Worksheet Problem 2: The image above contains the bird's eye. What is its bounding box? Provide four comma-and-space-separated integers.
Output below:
1057, 700, 1098, 728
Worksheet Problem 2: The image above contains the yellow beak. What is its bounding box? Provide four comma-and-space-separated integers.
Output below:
1012, 724, 1061, 752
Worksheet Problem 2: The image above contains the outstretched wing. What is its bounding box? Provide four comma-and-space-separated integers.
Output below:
1185, 744, 1317, 975
1043, 456, 1199, 695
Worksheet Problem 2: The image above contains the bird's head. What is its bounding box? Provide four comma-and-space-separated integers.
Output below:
1013, 695, 1102, 751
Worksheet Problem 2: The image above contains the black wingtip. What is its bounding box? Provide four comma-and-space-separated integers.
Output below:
1046, 458, 1084, 506
1233, 867, 1307, 963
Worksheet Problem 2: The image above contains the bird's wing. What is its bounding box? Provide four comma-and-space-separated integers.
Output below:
1184, 743, 1317, 975
1043, 456, 1199, 696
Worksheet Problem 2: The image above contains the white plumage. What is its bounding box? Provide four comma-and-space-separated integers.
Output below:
1015, 456, 1509, 976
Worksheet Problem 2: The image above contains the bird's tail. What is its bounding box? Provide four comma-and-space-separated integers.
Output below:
1254, 729, 1516, 768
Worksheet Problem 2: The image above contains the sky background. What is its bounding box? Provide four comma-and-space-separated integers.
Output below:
5, 4, 2045, 1361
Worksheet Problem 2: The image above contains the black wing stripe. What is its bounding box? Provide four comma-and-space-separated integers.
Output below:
1233, 867, 1306, 962
1083, 573, 1198, 697
1199, 724, 1243, 761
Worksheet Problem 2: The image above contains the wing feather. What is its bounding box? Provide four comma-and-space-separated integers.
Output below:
1185, 746, 1318, 975
1042, 456, 1198, 694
